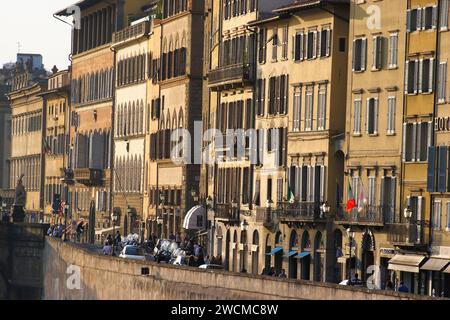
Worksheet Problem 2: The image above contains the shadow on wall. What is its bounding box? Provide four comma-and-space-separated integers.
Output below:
0, 222, 49, 300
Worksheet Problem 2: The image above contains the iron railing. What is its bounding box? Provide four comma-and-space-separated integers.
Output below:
112, 21, 150, 44
335, 205, 385, 226
73, 168, 103, 186
208, 63, 254, 87
275, 202, 325, 222
215, 203, 240, 221
386, 221, 426, 245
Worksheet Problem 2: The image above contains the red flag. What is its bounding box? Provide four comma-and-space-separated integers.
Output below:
346, 181, 356, 213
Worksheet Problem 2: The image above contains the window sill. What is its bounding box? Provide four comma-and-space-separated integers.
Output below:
388, 65, 398, 70
353, 70, 365, 74
386, 132, 396, 136
437, 100, 447, 105
371, 68, 381, 72
367, 133, 379, 137
352, 133, 362, 137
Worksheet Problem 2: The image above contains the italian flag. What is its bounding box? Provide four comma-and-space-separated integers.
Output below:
346, 180, 356, 213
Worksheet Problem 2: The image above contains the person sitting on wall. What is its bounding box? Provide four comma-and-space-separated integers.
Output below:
398, 281, 409, 293
278, 269, 287, 278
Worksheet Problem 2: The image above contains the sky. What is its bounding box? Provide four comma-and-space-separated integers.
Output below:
0, 0, 76, 71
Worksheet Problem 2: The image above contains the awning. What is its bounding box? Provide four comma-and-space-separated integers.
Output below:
182, 205, 206, 230
296, 252, 310, 259
284, 250, 297, 258
421, 258, 450, 271
388, 254, 426, 273
266, 247, 283, 255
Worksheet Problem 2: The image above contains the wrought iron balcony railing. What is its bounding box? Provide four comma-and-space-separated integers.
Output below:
386, 221, 426, 246
208, 63, 254, 90
215, 203, 240, 221
275, 202, 326, 222
335, 205, 385, 226
112, 21, 151, 45
73, 168, 103, 186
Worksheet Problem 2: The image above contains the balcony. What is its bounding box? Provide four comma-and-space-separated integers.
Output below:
386, 221, 426, 246
208, 63, 254, 91
215, 203, 240, 222
335, 205, 385, 227
112, 20, 151, 45
73, 168, 103, 186
256, 208, 277, 231
275, 202, 326, 223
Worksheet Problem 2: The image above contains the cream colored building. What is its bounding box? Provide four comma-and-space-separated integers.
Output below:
343, 0, 408, 289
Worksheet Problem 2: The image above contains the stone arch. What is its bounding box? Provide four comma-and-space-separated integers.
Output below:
289, 230, 298, 249
172, 109, 177, 130
301, 230, 311, 250
178, 107, 184, 128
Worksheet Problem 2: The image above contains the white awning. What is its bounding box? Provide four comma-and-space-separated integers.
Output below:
421, 258, 450, 271
388, 254, 426, 273
182, 205, 205, 230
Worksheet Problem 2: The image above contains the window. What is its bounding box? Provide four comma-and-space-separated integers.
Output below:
256, 79, 266, 116
368, 176, 376, 206
267, 178, 272, 203
438, 61, 448, 103
419, 58, 435, 94
427, 146, 448, 193
388, 33, 398, 69
317, 84, 327, 130
294, 32, 304, 61
433, 201, 442, 231
253, 179, 261, 206
405, 60, 419, 94
282, 25, 288, 60
407, 6, 438, 32
306, 30, 317, 59
441, 0, 449, 30
381, 176, 396, 223
259, 28, 267, 64
353, 99, 362, 135
272, 27, 278, 61
387, 97, 396, 134
320, 28, 331, 57
293, 86, 302, 131
446, 202, 450, 230
372, 35, 383, 71
305, 85, 314, 131
366, 98, 378, 135
352, 38, 367, 72
403, 121, 432, 162
277, 178, 283, 203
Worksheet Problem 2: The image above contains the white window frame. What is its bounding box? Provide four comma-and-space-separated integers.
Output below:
388, 33, 398, 69
433, 200, 442, 231
366, 97, 379, 135
387, 96, 396, 135
353, 98, 362, 135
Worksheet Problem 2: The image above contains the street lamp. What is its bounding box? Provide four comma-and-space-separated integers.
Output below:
240, 219, 249, 232
346, 227, 355, 283
404, 206, 413, 220
64, 203, 69, 241
160, 192, 166, 206
321, 202, 331, 218
206, 196, 213, 209
127, 206, 132, 235
111, 210, 119, 255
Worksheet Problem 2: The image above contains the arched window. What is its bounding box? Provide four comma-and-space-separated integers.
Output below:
162, 39, 168, 81
168, 38, 174, 79
131, 101, 136, 135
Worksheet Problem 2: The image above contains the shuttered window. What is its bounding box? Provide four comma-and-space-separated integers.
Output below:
352, 38, 367, 72
293, 86, 302, 131
427, 146, 437, 192
438, 146, 448, 193
366, 98, 378, 135
433, 201, 442, 230
403, 122, 432, 162
305, 85, 314, 131
259, 28, 267, 64
405, 60, 419, 94
317, 84, 327, 130
441, 0, 449, 30
294, 32, 304, 61
446, 202, 450, 230
368, 176, 376, 206
438, 61, 448, 103
380, 176, 396, 223
372, 36, 383, 71
353, 99, 362, 135
388, 33, 398, 68
387, 96, 396, 134
282, 25, 288, 60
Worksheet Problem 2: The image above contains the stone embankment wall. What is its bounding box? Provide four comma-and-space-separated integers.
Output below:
43, 237, 435, 300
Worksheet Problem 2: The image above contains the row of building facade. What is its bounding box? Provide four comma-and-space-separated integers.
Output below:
2, 0, 450, 297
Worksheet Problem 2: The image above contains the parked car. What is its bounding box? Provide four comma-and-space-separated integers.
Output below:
198, 264, 224, 270
119, 245, 146, 261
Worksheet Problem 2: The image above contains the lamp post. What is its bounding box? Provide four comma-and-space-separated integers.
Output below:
64, 203, 69, 241
320, 202, 331, 218
191, 189, 199, 203
2, 201, 6, 221
127, 206, 132, 235
240, 220, 249, 272
206, 196, 214, 256
111, 210, 119, 255
404, 205, 413, 243
346, 227, 355, 283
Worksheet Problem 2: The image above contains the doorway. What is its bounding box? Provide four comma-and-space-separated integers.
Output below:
289, 230, 298, 279
252, 230, 260, 275
225, 230, 230, 271
361, 232, 375, 282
